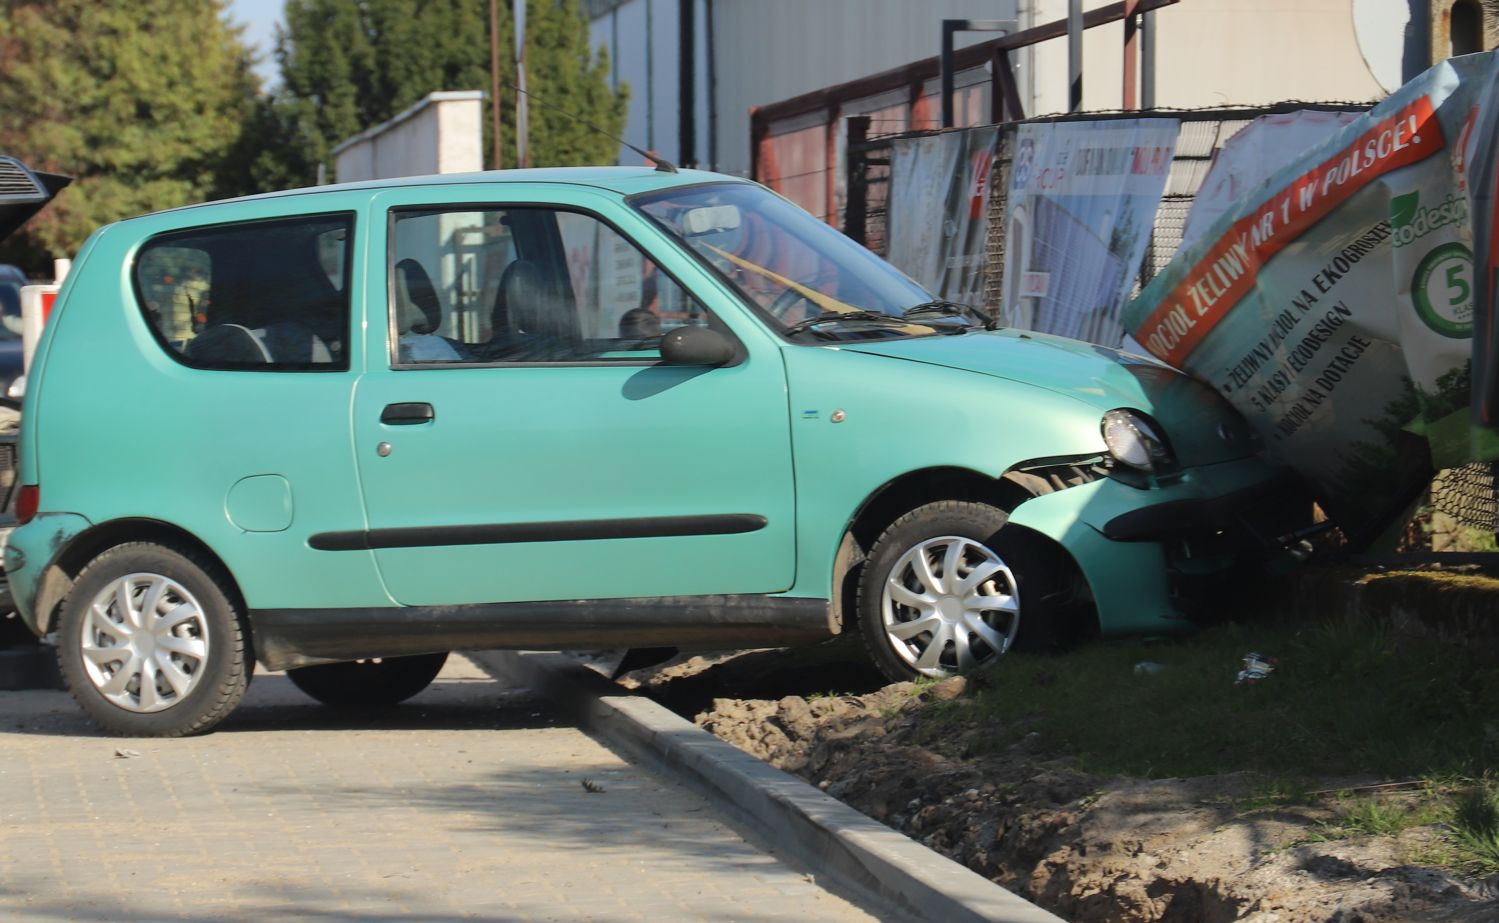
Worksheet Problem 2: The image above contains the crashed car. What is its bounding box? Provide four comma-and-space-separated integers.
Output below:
5, 167, 1306, 736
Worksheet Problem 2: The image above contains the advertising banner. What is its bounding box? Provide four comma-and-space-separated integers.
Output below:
1000, 118, 1178, 346
1122, 53, 1499, 544
887, 126, 998, 310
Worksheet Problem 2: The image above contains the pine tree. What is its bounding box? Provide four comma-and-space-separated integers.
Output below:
261, 0, 627, 187
0, 0, 258, 267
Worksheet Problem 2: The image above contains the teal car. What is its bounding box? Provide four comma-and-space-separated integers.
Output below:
6, 168, 1303, 736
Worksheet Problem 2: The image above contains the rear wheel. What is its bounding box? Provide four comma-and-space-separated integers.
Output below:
56, 542, 250, 737
287, 652, 448, 707
857, 500, 1068, 683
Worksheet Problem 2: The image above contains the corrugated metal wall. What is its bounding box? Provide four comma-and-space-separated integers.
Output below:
709, 0, 1019, 178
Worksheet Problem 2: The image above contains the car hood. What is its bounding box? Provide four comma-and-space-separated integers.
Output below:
843, 329, 1256, 467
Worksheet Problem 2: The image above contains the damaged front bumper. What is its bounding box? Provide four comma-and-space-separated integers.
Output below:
1006, 456, 1309, 635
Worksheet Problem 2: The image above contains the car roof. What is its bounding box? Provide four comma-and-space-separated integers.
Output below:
142, 167, 752, 221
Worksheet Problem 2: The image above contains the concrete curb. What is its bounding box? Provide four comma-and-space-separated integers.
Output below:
465, 650, 1064, 923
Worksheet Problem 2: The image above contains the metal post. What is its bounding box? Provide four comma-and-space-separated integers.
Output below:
645, 0, 655, 151
1122, 0, 1139, 110
1068, 0, 1083, 111
515, 0, 529, 169
1141, 8, 1157, 109
941, 20, 958, 129
845, 116, 870, 245
489, 0, 502, 170
940, 19, 1017, 129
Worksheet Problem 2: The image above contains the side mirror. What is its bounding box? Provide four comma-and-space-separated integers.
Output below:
660, 325, 735, 366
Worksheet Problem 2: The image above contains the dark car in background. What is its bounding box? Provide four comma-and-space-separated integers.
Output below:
0, 264, 26, 399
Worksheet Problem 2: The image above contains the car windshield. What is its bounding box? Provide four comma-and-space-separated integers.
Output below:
633, 183, 973, 341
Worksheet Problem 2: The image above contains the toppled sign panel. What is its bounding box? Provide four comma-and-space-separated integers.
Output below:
1122, 53, 1499, 544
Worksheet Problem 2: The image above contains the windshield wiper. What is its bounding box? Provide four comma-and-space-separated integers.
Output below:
782, 310, 913, 336
902, 300, 1000, 330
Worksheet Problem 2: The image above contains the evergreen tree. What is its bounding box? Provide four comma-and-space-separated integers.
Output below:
0, 0, 258, 268
262, 0, 627, 187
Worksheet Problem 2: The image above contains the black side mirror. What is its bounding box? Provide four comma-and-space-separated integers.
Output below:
659, 326, 735, 366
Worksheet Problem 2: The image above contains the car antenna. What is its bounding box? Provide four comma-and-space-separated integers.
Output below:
503, 82, 678, 174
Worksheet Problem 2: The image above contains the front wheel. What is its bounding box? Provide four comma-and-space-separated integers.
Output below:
857, 500, 1064, 683
56, 542, 251, 737
287, 652, 448, 707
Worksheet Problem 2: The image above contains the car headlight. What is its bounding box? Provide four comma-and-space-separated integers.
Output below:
1101, 409, 1175, 473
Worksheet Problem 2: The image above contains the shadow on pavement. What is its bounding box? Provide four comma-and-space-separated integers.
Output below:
1, 674, 557, 738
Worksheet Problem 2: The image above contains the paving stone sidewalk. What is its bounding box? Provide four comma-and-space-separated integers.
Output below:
0, 655, 878, 922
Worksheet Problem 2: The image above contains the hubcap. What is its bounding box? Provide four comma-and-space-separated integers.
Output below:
79, 573, 210, 713
880, 535, 1019, 677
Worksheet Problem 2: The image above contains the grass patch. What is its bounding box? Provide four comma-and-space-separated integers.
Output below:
1307, 793, 1444, 842
1447, 783, 1499, 875
958, 619, 1499, 779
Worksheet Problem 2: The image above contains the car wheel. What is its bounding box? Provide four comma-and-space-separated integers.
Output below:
56, 542, 250, 737
857, 500, 1059, 682
286, 652, 448, 707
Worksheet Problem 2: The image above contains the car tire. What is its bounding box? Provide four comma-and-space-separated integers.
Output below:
857, 500, 1066, 683
56, 541, 251, 737
286, 652, 448, 707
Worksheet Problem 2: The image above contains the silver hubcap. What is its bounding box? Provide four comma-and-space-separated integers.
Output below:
880, 535, 1019, 677
79, 573, 210, 713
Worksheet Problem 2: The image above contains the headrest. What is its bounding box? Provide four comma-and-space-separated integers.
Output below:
395, 259, 442, 335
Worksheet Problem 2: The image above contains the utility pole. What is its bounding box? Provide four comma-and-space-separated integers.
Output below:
515, 0, 529, 168
489, 0, 503, 170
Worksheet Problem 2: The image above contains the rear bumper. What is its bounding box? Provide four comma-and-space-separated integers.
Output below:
4, 513, 91, 635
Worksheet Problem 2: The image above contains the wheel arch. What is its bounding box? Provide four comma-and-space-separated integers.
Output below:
830, 465, 1096, 639
33, 519, 248, 641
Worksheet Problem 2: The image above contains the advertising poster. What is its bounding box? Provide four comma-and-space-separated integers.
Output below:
1122, 53, 1499, 544
1000, 119, 1178, 346
887, 126, 998, 310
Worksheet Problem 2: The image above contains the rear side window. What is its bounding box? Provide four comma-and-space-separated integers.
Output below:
133, 213, 353, 370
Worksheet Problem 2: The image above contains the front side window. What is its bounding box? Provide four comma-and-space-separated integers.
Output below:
634, 182, 988, 341
134, 214, 352, 370
388, 207, 709, 365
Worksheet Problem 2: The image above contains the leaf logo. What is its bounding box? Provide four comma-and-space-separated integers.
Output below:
1390, 191, 1420, 228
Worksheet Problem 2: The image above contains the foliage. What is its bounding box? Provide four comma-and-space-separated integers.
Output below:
258, 0, 628, 188
0, 0, 258, 269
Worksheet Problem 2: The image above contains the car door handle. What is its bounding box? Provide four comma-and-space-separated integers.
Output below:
380, 402, 435, 425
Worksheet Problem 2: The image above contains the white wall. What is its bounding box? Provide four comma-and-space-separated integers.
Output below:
1026, 0, 1386, 116
332, 91, 485, 183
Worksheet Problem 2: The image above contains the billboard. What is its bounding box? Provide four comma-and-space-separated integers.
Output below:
1122, 53, 1499, 544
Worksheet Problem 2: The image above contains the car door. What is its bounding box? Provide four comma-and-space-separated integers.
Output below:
346, 184, 797, 607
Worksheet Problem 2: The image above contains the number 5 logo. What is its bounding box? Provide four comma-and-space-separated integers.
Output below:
1412, 242, 1474, 338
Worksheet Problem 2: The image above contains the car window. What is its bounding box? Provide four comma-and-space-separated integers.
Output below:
133, 214, 353, 370
388, 207, 708, 366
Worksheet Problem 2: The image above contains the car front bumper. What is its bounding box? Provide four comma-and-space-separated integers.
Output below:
1006, 456, 1306, 635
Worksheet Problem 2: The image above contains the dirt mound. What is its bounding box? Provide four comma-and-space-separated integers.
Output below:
623, 652, 1499, 923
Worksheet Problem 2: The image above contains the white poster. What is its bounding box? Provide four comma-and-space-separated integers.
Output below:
1000, 119, 1179, 346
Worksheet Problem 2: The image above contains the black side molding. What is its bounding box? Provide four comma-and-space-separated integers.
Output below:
309, 513, 768, 551
250, 594, 831, 670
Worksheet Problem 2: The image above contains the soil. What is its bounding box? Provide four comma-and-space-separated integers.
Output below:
616, 644, 1499, 923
